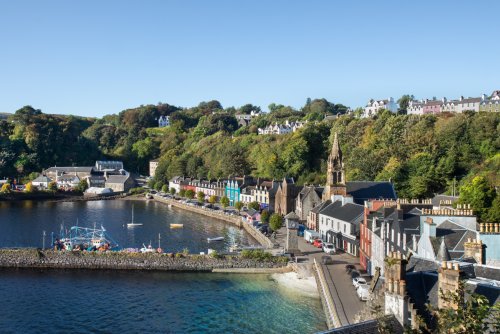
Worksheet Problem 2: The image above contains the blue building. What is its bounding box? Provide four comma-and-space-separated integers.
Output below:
225, 176, 255, 206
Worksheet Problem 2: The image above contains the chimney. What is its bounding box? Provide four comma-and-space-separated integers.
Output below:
460, 96, 464, 101
463, 238, 484, 264
442, 97, 447, 103
384, 251, 409, 326
438, 261, 464, 309
481, 93, 487, 101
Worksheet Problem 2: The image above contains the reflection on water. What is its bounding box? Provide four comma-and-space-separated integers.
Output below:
0, 199, 257, 253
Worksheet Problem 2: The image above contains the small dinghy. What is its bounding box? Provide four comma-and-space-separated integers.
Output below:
207, 237, 224, 242
170, 223, 184, 229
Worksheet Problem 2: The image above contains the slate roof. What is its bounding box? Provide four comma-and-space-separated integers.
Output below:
284, 211, 300, 220
319, 201, 364, 223
431, 194, 459, 207
45, 166, 94, 173
345, 181, 396, 204
432, 220, 478, 259
33, 175, 52, 183
106, 175, 130, 184
310, 200, 331, 214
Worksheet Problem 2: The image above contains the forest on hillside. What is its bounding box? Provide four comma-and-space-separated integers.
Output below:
0, 99, 498, 221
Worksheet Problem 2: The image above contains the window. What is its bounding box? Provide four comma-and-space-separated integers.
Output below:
344, 224, 346, 233
397, 232, 400, 247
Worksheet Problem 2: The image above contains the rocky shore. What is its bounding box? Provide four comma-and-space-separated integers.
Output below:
0, 249, 288, 272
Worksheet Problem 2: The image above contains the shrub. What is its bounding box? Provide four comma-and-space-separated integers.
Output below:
0, 183, 11, 193
240, 249, 272, 261
161, 184, 169, 192
129, 187, 146, 195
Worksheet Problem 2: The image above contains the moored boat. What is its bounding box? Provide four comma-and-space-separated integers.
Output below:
207, 236, 224, 242
170, 223, 183, 228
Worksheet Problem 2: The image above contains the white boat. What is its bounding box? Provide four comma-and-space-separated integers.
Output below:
170, 223, 183, 229
207, 236, 224, 242
127, 205, 143, 227
140, 243, 155, 253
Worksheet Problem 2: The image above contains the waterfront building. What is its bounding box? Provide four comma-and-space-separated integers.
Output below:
274, 177, 302, 216
43, 166, 94, 180
31, 175, 52, 189
307, 200, 331, 232
158, 115, 170, 127
105, 174, 135, 193
295, 185, 323, 222
318, 198, 364, 256
239, 186, 255, 204
225, 176, 254, 206
254, 180, 278, 211
363, 97, 398, 118
56, 174, 80, 190
168, 176, 184, 194
149, 159, 159, 177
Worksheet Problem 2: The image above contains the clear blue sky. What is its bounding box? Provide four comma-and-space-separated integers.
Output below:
1, 0, 499, 117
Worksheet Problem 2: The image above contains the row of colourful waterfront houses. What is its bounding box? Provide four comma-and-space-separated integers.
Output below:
363, 89, 500, 117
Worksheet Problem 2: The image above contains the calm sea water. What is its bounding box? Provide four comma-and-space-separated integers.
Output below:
0, 199, 256, 253
0, 199, 327, 333
0, 270, 327, 334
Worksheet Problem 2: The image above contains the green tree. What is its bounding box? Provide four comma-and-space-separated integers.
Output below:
185, 189, 195, 199
48, 181, 58, 192
269, 213, 282, 231
235, 201, 243, 212
261, 209, 270, 223
154, 181, 163, 191
197, 191, 205, 203
397, 94, 413, 114
220, 196, 229, 208
25, 181, 35, 193
209, 195, 217, 204
179, 189, 186, 197
161, 184, 169, 192
485, 195, 500, 223
169, 187, 176, 195
459, 176, 496, 220
76, 179, 88, 193
427, 282, 500, 334
248, 201, 260, 211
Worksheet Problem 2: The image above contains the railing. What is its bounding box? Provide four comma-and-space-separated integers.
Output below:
313, 258, 342, 329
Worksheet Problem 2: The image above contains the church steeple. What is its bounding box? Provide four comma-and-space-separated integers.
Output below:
323, 132, 347, 200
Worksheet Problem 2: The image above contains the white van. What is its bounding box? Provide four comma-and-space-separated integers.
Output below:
304, 230, 320, 243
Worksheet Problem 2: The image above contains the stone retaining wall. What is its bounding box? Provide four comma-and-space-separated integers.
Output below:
0, 249, 287, 271
153, 196, 276, 249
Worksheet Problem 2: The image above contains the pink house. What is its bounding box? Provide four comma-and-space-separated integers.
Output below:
423, 100, 443, 114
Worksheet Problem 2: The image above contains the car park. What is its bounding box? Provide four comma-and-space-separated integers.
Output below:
352, 277, 367, 289
322, 242, 335, 254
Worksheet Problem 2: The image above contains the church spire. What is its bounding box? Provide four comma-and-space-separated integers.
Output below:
330, 132, 342, 162
323, 132, 347, 200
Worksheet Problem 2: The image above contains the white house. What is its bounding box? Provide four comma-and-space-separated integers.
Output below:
158, 115, 170, 127
32, 175, 52, 189
363, 97, 398, 118
407, 100, 424, 115
258, 120, 307, 135
318, 198, 364, 256
455, 96, 482, 113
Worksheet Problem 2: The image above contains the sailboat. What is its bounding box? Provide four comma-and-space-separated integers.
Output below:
127, 205, 143, 227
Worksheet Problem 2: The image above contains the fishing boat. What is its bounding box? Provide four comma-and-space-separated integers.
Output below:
140, 243, 155, 253
170, 223, 183, 228
207, 236, 224, 242
53, 224, 119, 251
127, 205, 143, 228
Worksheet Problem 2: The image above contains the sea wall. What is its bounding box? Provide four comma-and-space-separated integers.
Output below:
0, 249, 288, 272
153, 196, 276, 249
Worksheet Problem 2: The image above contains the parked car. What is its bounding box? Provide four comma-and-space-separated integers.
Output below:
322, 242, 335, 254
350, 270, 360, 280
312, 239, 323, 248
345, 264, 356, 273
321, 255, 334, 265
352, 277, 367, 289
356, 284, 370, 301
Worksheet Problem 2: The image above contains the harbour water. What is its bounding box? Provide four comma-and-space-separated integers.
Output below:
0, 199, 327, 333
0, 199, 255, 253
0, 269, 327, 333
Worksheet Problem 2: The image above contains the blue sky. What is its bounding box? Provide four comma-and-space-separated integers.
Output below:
1, 1, 499, 117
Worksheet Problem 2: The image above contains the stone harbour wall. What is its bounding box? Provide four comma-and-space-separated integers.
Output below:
0, 249, 288, 272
